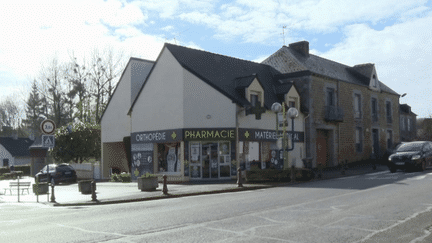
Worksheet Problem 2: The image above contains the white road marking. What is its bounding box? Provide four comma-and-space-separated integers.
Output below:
354, 205, 432, 243
365, 171, 390, 176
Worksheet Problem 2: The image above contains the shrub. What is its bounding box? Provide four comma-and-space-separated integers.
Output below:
246, 167, 291, 182
110, 173, 120, 182
119, 172, 131, 182
110, 173, 132, 182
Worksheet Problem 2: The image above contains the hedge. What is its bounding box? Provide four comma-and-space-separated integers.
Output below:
0, 165, 31, 177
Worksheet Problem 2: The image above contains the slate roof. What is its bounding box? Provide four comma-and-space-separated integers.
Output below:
0, 137, 33, 157
129, 43, 291, 113
165, 43, 288, 109
262, 44, 399, 95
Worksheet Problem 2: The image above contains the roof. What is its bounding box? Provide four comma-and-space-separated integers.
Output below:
129, 43, 287, 113
262, 44, 399, 95
0, 137, 33, 157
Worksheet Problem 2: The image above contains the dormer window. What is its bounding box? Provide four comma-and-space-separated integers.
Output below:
372, 74, 377, 87
251, 94, 258, 107
250, 91, 261, 107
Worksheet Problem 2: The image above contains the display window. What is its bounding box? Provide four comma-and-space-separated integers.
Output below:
188, 141, 232, 179
157, 143, 181, 173
240, 141, 283, 170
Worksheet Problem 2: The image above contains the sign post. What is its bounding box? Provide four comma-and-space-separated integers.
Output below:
40, 118, 56, 202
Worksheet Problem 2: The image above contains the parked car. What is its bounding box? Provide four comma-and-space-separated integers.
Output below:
36, 163, 77, 184
382, 142, 405, 162
388, 141, 432, 173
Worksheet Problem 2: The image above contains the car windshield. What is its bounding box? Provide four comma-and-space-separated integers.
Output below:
396, 143, 424, 152
41, 165, 57, 173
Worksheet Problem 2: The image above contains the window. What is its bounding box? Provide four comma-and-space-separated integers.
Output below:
371, 98, 378, 122
326, 88, 335, 106
386, 101, 392, 123
250, 94, 259, 107
408, 118, 412, 131
157, 143, 181, 173
401, 117, 406, 131
354, 93, 361, 118
289, 101, 296, 108
387, 130, 393, 150
355, 127, 363, 152
372, 74, 378, 88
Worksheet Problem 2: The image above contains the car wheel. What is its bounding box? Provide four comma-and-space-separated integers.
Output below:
389, 167, 396, 173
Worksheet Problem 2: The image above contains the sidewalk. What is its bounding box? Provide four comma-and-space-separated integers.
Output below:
0, 164, 389, 206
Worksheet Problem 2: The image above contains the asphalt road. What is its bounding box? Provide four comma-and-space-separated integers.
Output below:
2, 169, 432, 243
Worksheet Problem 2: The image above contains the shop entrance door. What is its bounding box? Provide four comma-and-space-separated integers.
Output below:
202, 142, 218, 179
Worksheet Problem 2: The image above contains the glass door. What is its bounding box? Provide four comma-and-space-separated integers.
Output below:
202, 142, 218, 179
218, 141, 231, 178
189, 142, 202, 179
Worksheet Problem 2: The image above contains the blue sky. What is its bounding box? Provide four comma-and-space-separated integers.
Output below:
1, 0, 432, 117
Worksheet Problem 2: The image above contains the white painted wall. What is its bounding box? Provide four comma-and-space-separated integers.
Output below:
183, 69, 236, 128
0, 144, 13, 166
131, 48, 184, 132
101, 60, 132, 143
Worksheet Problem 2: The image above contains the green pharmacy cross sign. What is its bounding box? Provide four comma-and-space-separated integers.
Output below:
245, 102, 267, 120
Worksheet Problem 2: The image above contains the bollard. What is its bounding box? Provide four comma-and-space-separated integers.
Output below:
162, 175, 168, 195
91, 180, 97, 201
50, 183, 56, 203
237, 168, 243, 187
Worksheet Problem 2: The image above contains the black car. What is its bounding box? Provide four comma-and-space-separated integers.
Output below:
36, 163, 77, 184
388, 141, 432, 173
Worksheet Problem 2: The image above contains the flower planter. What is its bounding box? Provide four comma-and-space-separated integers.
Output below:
78, 180, 93, 194
32, 183, 48, 195
137, 177, 159, 191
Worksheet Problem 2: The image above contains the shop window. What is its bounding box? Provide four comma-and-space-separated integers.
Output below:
157, 143, 181, 173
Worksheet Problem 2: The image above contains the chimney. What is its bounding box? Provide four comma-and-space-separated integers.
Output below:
289, 41, 309, 57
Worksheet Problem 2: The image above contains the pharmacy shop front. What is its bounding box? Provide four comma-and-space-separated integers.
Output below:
130, 128, 237, 182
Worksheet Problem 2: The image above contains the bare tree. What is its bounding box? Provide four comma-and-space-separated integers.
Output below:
37, 57, 69, 127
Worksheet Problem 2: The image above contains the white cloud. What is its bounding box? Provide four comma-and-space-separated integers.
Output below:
161, 25, 175, 32
321, 13, 432, 117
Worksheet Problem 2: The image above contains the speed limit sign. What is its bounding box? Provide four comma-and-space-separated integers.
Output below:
40, 119, 56, 135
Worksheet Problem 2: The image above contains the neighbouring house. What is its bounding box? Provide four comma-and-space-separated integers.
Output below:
262, 40, 401, 167
0, 135, 34, 167
101, 43, 306, 181
399, 104, 417, 142
417, 118, 432, 141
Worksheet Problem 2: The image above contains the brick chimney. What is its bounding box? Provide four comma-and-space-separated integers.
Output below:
289, 41, 309, 57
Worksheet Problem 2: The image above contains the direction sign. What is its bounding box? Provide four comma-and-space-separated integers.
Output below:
40, 119, 56, 135
42, 135, 55, 148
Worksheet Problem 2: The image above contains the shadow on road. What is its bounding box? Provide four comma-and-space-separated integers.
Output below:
288, 168, 431, 191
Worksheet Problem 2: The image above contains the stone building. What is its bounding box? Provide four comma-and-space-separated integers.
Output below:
399, 104, 417, 142
262, 41, 401, 167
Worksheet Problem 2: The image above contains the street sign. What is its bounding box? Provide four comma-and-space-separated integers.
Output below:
42, 135, 55, 148
40, 119, 56, 135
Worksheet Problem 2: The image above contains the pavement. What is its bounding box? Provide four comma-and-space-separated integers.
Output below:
0, 163, 389, 207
